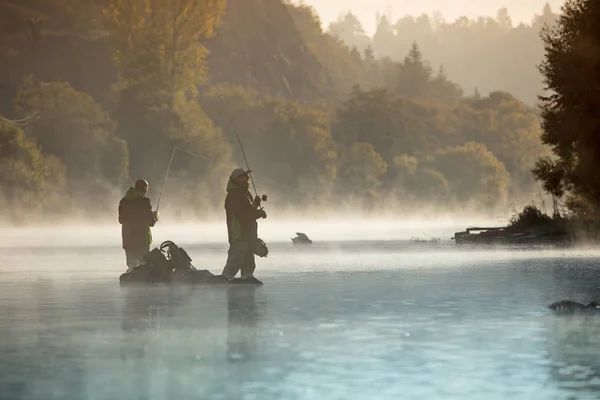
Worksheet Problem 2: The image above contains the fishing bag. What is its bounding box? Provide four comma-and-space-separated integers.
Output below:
254, 238, 269, 258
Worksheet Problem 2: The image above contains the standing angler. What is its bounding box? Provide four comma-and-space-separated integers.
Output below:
222, 168, 267, 284
118, 179, 159, 273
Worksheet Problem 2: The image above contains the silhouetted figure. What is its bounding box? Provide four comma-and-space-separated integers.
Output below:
118, 179, 159, 272
222, 168, 266, 284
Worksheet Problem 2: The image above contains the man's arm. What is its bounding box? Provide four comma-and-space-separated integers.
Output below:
252, 196, 266, 219
230, 192, 260, 225
144, 198, 159, 227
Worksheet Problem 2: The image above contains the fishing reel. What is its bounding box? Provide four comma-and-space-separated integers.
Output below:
255, 194, 267, 203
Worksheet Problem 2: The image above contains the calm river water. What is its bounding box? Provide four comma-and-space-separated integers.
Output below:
1, 224, 600, 400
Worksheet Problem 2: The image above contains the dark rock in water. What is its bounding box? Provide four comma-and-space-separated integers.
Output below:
292, 232, 312, 245
548, 300, 600, 315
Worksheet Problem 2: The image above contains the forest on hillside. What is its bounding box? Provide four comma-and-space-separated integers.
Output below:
325, 3, 559, 105
0, 0, 559, 223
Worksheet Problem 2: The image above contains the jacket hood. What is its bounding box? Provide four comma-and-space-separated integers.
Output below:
125, 187, 146, 200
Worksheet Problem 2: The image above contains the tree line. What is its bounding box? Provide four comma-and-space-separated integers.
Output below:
0, 0, 592, 224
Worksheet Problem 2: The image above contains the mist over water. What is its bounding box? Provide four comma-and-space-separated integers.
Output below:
0, 213, 508, 247
1, 223, 600, 399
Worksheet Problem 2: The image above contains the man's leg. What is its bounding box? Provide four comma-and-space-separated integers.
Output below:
222, 242, 248, 279
240, 245, 256, 279
125, 246, 150, 273
135, 245, 150, 265
125, 248, 138, 273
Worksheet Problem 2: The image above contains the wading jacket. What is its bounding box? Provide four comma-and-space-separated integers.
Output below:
118, 187, 158, 249
225, 180, 262, 244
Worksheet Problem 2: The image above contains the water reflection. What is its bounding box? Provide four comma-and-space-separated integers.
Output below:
542, 261, 600, 398
544, 316, 600, 397
120, 285, 199, 333
227, 285, 263, 363
0, 280, 86, 400
119, 285, 200, 399
3, 243, 600, 399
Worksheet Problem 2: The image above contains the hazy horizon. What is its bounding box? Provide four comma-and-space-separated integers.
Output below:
295, 0, 566, 35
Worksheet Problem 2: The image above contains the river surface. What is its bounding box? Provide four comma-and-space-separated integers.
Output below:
1, 224, 600, 400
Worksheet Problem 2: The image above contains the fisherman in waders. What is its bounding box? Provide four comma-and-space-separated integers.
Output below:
118, 179, 159, 273
222, 168, 266, 284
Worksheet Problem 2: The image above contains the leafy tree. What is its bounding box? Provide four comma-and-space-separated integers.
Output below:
104, 0, 225, 95
202, 85, 337, 206
262, 99, 338, 195
0, 0, 561, 219
388, 155, 450, 205
167, 97, 233, 213
333, 86, 436, 163
112, 82, 181, 182
456, 91, 547, 199
337, 142, 387, 200
0, 120, 67, 221
533, 0, 600, 216
509, 203, 553, 230
429, 142, 509, 210
104, 0, 227, 198
14, 77, 128, 186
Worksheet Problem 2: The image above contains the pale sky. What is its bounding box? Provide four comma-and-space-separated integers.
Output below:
294, 0, 565, 35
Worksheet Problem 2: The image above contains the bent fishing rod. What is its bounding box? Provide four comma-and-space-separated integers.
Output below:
155, 147, 176, 213
156, 96, 315, 212
155, 146, 314, 213
155, 94, 262, 213
220, 95, 266, 205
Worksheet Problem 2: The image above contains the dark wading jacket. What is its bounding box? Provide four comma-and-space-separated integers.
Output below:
118, 187, 158, 249
225, 180, 262, 244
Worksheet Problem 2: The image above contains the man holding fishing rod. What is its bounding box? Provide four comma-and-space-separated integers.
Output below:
118, 179, 159, 273
222, 168, 267, 284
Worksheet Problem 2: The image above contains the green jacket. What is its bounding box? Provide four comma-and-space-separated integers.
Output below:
118, 187, 158, 249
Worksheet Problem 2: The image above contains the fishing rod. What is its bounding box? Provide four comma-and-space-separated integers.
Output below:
154, 146, 315, 213
155, 94, 316, 214
174, 147, 313, 197
155, 147, 176, 213
220, 95, 266, 205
